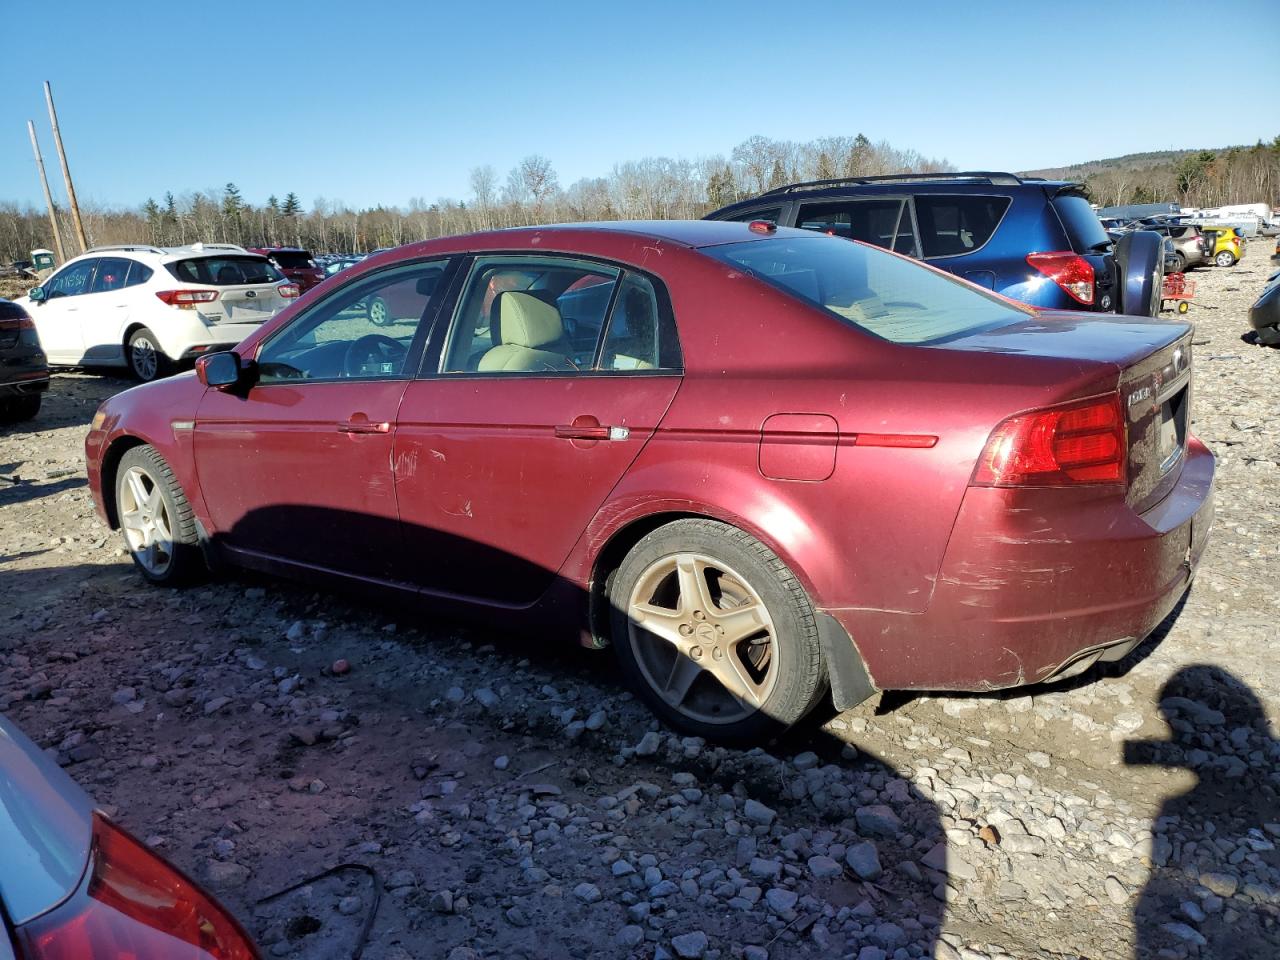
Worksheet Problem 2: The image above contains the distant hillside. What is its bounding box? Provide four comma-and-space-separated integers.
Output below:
1018, 140, 1279, 208
1020, 149, 1212, 180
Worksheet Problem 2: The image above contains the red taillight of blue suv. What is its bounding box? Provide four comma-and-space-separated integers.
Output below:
1026, 252, 1096, 306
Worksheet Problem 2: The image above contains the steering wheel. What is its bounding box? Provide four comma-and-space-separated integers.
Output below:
343, 334, 407, 378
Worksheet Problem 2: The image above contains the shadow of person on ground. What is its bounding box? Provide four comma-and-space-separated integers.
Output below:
1126, 665, 1280, 959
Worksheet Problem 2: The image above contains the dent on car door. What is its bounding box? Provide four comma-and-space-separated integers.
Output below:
193, 258, 453, 579
394, 257, 683, 605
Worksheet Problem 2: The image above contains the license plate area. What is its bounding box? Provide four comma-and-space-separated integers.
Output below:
1158, 384, 1188, 473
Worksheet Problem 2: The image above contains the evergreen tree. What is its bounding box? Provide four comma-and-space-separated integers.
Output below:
281, 193, 301, 217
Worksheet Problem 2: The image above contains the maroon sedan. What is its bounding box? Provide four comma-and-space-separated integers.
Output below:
246, 247, 325, 292
84, 221, 1213, 742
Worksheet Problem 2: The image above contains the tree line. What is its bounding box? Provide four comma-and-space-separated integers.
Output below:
3, 133, 1276, 264
1079, 137, 1280, 210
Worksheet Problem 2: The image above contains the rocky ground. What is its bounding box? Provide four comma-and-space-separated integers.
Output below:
2, 250, 1278, 960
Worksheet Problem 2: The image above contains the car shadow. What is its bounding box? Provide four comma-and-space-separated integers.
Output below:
12, 501, 955, 958
1126, 665, 1280, 958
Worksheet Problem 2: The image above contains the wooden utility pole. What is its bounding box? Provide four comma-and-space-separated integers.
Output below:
44, 81, 88, 253
26, 120, 66, 264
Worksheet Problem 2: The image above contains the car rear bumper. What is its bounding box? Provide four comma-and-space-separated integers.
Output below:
826, 436, 1215, 692
0, 368, 50, 397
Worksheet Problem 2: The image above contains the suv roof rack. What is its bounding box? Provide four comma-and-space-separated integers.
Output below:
759, 171, 1028, 196
86, 244, 167, 256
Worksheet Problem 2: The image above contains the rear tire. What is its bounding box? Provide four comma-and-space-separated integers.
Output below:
0, 394, 41, 423
127, 327, 173, 382
115, 445, 205, 586
609, 518, 826, 745
1214, 250, 1237, 267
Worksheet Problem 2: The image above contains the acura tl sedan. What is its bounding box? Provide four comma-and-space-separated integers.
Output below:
84, 221, 1214, 743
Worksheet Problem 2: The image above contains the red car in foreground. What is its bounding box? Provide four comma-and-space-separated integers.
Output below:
84, 221, 1213, 742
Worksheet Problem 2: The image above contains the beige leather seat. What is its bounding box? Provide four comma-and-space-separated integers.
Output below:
478, 292, 574, 372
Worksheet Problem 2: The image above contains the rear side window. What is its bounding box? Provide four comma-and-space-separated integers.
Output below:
88, 257, 133, 293
1053, 194, 1111, 253
125, 262, 153, 287
913, 195, 1011, 258
704, 236, 1030, 345
165, 256, 282, 286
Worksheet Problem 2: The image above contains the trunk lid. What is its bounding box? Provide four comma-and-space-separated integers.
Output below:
939, 313, 1193, 511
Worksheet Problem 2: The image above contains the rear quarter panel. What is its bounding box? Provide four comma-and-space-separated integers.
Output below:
560, 257, 1119, 615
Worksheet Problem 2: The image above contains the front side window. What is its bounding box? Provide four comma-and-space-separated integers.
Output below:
257, 260, 447, 383
88, 257, 133, 294
166, 256, 282, 286
441, 256, 620, 374
914, 195, 1011, 258
703, 235, 1031, 345
44, 259, 97, 299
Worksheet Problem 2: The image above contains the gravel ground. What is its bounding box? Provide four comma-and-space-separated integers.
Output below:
1, 249, 1278, 960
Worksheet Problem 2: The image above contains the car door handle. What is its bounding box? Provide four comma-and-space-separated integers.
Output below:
555, 424, 611, 440
338, 418, 390, 434
555, 418, 629, 441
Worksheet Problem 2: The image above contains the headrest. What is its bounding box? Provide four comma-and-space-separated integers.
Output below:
497, 292, 564, 348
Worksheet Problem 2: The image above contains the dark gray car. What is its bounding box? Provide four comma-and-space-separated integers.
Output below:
0, 714, 260, 957
0, 299, 48, 422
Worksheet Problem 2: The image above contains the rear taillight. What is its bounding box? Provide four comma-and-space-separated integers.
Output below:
1026, 252, 1095, 305
278, 282, 301, 299
156, 289, 219, 309
16, 813, 259, 960
0, 315, 36, 331
973, 394, 1127, 487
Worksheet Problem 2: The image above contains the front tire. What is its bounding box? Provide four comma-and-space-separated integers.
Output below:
127, 327, 173, 382
115, 445, 204, 586
609, 519, 826, 744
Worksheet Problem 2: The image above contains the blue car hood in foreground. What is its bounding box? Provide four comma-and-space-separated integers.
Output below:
0, 716, 94, 926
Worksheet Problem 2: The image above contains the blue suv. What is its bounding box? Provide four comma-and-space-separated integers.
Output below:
705, 172, 1163, 317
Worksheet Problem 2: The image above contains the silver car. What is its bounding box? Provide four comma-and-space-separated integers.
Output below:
0, 715, 260, 958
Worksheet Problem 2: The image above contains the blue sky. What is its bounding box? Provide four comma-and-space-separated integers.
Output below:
2, 0, 1277, 213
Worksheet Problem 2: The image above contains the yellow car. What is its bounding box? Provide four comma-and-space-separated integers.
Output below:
1202, 226, 1246, 267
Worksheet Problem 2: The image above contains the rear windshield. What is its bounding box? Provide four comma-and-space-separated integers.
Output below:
165, 256, 282, 286
268, 251, 314, 269
1053, 194, 1111, 253
704, 236, 1030, 345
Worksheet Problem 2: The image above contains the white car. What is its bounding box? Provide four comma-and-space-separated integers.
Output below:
18, 243, 300, 381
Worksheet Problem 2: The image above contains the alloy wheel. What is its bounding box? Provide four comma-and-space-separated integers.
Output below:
626, 552, 778, 725
131, 336, 159, 380
119, 465, 174, 576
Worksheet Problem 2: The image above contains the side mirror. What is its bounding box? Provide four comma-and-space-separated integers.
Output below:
28, 286, 46, 303
196, 351, 245, 388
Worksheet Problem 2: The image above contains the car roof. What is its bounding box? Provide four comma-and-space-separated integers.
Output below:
490, 219, 811, 248
65, 244, 270, 266
709, 173, 1083, 218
